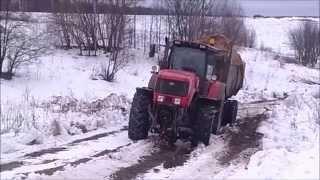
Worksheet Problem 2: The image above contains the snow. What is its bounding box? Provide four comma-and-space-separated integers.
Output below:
1, 15, 319, 180
1, 49, 154, 103
218, 93, 319, 179
245, 17, 319, 55
24, 140, 154, 180
213, 48, 320, 179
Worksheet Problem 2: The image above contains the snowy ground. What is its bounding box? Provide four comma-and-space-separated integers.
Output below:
1, 16, 319, 180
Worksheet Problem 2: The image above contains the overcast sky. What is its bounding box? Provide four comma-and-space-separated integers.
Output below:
240, 0, 319, 16
141, 0, 319, 16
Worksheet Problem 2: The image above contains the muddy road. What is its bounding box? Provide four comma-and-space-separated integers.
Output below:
0, 99, 281, 179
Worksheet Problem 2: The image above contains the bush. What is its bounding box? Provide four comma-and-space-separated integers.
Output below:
289, 21, 320, 67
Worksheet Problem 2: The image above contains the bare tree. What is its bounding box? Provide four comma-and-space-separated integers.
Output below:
99, 0, 131, 82
206, 0, 255, 47
164, 0, 255, 48
50, 0, 136, 81
0, 0, 48, 79
289, 21, 320, 67
6, 26, 47, 78
0, 0, 11, 77
50, 0, 73, 49
165, 0, 215, 41
50, 0, 98, 56
0, 0, 25, 79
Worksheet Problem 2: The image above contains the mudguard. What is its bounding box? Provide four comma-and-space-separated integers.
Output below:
136, 87, 153, 97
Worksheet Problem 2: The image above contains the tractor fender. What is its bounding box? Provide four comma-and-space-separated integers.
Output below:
136, 87, 153, 97
206, 81, 226, 101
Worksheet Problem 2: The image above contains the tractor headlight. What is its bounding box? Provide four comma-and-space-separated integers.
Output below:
157, 95, 164, 102
173, 98, 181, 105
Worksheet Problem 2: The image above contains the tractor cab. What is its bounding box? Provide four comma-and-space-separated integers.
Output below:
150, 39, 230, 108
168, 40, 228, 82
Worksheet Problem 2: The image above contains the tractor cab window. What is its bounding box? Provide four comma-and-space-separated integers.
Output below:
207, 53, 225, 80
170, 46, 206, 78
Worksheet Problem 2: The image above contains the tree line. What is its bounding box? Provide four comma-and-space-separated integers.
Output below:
1, 0, 257, 81
1, 0, 318, 82
0, 0, 169, 15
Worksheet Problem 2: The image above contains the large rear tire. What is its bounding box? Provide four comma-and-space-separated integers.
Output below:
128, 89, 151, 140
222, 100, 238, 126
193, 104, 217, 146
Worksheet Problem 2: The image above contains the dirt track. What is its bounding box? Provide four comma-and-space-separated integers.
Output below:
218, 114, 266, 165
110, 140, 192, 180
0, 99, 282, 179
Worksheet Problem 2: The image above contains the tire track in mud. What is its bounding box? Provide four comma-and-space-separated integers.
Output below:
110, 99, 281, 180
217, 98, 285, 166
109, 142, 193, 180
218, 113, 266, 165
11, 143, 133, 178
24, 126, 128, 158
31, 143, 132, 176
2, 98, 286, 179
0, 162, 24, 172
0, 127, 128, 173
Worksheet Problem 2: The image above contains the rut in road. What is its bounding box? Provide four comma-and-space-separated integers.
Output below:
218, 113, 267, 165
110, 99, 279, 180
2, 98, 282, 179
217, 99, 281, 165
16, 143, 132, 177
0, 127, 128, 173
24, 126, 128, 158
110, 142, 192, 180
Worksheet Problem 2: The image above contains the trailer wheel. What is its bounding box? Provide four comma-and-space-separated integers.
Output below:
222, 100, 238, 126
128, 89, 151, 140
193, 104, 217, 146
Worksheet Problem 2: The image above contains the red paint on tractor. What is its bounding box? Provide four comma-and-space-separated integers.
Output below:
153, 69, 199, 108
207, 81, 225, 100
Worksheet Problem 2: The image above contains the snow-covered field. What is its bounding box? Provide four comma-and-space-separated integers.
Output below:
1, 16, 319, 180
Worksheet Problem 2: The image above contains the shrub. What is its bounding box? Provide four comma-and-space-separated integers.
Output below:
289, 21, 320, 67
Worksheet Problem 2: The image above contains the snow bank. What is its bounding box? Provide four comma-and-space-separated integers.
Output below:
230, 93, 320, 179
236, 48, 319, 102
1, 94, 131, 156
214, 47, 320, 179
245, 17, 318, 55
1, 49, 154, 103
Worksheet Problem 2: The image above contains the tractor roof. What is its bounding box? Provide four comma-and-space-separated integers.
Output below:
173, 34, 231, 54
197, 34, 232, 51
172, 34, 244, 66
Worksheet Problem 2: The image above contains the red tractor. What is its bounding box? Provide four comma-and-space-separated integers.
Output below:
128, 35, 245, 146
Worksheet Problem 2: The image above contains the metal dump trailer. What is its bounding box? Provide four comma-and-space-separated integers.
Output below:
198, 35, 245, 98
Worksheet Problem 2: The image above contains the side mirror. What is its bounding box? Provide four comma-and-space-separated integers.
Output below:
212, 75, 218, 81
209, 74, 218, 81
151, 65, 160, 74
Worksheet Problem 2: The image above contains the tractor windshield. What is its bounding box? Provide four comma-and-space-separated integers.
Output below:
170, 47, 206, 77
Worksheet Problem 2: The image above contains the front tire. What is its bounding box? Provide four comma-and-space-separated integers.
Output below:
128, 89, 151, 140
194, 104, 217, 146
